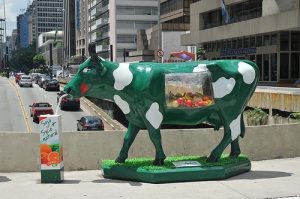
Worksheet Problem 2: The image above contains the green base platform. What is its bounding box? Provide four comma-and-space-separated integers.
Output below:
41, 167, 64, 183
101, 155, 251, 183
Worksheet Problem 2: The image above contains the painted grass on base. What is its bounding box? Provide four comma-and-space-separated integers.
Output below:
102, 154, 249, 171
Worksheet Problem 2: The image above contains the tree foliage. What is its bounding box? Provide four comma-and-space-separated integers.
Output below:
33, 54, 46, 67
197, 47, 206, 60
10, 42, 37, 73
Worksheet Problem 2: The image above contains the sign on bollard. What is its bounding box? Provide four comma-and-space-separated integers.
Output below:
39, 115, 64, 183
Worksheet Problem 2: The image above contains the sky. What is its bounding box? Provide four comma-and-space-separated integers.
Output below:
1, 0, 29, 38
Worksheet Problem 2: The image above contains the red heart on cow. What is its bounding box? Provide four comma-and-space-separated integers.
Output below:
80, 83, 89, 94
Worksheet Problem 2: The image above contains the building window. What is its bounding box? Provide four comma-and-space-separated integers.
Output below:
291, 32, 300, 51
263, 35, 270, 46
256, 35, 262, 47
280, 53, 289, 79
280, 32, 289, 51
244, 37, 249, 48
250, 36, 255, 47
256, 54, 262, 81
291, 53, 300, 79
263, 54, 269, 81
270, 53, 277, 81
232, 39, 237, 49
271, 33, 277, 45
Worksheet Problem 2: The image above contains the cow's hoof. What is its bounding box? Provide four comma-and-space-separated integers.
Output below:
115, 157, 126, 164
206, 156, 219, 163
229, 152, 240, 159
153, 158, 165, 166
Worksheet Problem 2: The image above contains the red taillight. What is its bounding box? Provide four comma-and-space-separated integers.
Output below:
75, 99, 80, 102
83, 124, 89, 128
62, 98, 68, 102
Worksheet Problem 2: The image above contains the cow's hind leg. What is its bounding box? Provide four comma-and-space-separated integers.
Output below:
115, 123, 140, 163
230, 114, 245, 158
147, 128, 166, 165
229, 138, 241, 158
207, 125, 231, 162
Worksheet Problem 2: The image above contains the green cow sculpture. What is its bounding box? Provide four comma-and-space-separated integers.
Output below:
64, 44, 259, 165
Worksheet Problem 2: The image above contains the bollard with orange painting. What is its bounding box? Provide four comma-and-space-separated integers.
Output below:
39, 115, 64, 183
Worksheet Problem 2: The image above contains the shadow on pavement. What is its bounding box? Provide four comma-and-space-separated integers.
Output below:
92, 178, 142, 186
36, 180, 81, 184
228, 170, 292, 180
0, 176, 11, 182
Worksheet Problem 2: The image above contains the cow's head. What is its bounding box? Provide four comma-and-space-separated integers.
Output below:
64, 43, 112, 98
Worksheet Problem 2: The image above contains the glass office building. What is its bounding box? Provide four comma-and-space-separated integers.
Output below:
182, 0, 300, 84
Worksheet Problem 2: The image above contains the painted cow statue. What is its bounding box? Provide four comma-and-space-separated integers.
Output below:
64, 44, 259, 165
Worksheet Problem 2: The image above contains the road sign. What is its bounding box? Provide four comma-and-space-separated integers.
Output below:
157, 49, 164, 58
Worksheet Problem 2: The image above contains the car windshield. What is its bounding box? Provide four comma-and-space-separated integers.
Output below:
36, 103, 50, 107
22, 77, 31, 80
86, 117, 100, 124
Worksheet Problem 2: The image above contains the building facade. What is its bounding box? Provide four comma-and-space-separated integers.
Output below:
88, 0, 158, 62
63, 0, 76, 64
181, 0, 300, 84
75, 0, 88, 60
38, 31, 64, 66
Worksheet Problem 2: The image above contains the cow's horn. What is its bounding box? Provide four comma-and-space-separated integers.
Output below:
88, 43, 98, 62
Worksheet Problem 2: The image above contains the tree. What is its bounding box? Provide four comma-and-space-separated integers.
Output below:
196, 47, 206, 60
33, 54, 46, 67
10, 47, 36, 73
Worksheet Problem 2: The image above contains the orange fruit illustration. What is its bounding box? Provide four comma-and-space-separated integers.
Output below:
41, 152, 49, 164
48, 151, 60, 164
40, 144, 52, 154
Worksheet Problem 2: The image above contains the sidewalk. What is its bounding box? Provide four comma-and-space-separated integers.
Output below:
0, 157, 300, 199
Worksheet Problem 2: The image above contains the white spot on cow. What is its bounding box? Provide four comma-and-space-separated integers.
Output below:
146, 102, 163, 129
238, 62, 256, 84
193, 64, 208, 72
114, 95, 130, 114
113, 63, 133, 90
212, 77, 236, 98
230, 114, 241, 140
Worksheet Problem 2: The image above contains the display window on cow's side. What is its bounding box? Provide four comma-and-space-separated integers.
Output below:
165, 72, 215, 108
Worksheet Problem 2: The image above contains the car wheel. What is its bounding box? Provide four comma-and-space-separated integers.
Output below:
77, 125, 80, 131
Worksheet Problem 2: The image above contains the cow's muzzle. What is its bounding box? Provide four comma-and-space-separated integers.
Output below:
64, 86, 72, 94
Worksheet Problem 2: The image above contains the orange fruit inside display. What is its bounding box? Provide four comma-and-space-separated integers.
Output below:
41, 152, 49, 164
40, 144, 52, 154
48, 151, 60, 164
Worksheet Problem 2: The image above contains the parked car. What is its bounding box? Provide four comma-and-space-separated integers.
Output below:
77, 116, 104, 131
43, 79, 60, 91
30, 73, 41, 82
38, 75, 50, 87
15, 72, 25, 83
57, 91, 80, 110
29, 102, 54, 123
18, 75, 33, 87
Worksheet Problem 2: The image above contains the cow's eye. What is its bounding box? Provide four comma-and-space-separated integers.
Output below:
82, 68, 91, 73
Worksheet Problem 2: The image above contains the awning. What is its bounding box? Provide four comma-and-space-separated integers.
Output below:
170, 51, 196, 61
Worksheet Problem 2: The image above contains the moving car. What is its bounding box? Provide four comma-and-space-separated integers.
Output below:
77, 116, 104, 131
29, 102, 54, 123
15, 73, 25, 83
37, 75, 50, 87
43, 79, 60, 91
18, 75, 33, 87
57, 91, 80, 110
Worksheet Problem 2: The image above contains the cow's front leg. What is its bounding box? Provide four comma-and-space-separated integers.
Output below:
115, 123, 140, 163
147, 128, 166, 165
